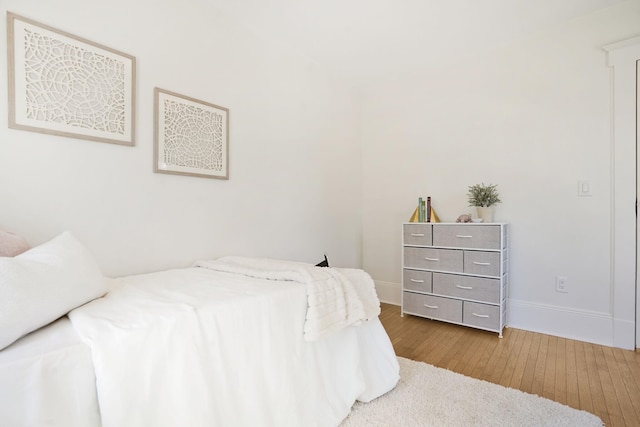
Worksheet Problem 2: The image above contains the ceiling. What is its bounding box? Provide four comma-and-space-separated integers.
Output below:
207, 0, 627, 91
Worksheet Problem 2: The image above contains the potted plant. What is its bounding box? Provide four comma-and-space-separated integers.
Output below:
467, 183, 501, 222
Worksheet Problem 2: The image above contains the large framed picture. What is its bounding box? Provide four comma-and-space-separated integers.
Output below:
6, 12, 136, 146
154, 88, 229, 180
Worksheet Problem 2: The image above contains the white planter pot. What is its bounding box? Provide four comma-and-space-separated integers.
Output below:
476, 206, 495, 223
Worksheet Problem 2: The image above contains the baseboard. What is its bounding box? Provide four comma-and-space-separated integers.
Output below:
508, 299, 616, 348
375, 280, 401, 306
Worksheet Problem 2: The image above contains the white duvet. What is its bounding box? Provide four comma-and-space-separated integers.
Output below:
69, 264, 399, 427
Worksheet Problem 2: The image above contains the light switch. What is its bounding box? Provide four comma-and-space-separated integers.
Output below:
578, 180, 592, 197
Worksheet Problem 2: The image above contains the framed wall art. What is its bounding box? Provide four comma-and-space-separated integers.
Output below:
6, 12, 136, 146
154, 88, 229, 180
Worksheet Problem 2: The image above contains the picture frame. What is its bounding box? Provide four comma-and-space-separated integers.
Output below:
6, 12, 136, 146
154, 88, 229, 180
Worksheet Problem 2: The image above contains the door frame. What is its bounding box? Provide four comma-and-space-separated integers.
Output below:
604, 36, 640, 349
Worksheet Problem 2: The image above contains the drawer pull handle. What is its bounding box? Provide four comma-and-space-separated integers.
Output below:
410, 233, 425, 237
424, 257, 439, 261
471, 313, 490, 318
410, 279, 425, 283
456, 234, 473, 238
424, 304, 439, 309
456, 285, 473, 290
473, 261, 491, 266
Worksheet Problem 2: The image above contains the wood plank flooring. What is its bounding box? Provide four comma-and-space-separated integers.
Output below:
379, 303, 640, 427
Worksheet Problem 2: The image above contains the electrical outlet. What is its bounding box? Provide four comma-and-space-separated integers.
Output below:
556, 276, 568, 293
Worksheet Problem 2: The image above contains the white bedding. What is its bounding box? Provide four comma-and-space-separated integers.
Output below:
68, 265, 399, 427
0, 317, 101, 427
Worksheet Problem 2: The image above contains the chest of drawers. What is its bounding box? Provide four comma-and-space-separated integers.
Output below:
401, 223, 509, 337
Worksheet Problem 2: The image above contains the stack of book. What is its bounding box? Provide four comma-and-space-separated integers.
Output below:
410, 197, 439, 223
417, 197, 431, 222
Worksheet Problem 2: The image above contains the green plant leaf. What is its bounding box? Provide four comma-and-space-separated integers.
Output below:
467, 183, 501, 207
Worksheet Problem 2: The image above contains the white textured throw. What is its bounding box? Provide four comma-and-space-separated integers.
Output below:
195, 256, 380, 341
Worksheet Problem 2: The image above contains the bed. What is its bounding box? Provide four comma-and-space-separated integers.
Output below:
0, 232, 400, 427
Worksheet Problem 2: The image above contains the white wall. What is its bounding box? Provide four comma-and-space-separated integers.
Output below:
0, 0, 363, 276
362, 1, 640, 347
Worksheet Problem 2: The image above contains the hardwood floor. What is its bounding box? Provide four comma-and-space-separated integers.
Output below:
379, 303, 640, 427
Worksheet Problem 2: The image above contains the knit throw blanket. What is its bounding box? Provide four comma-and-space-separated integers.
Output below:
194, 256, 380, 341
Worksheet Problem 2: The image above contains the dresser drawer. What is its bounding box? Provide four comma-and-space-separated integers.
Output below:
404, 247, 463, 272
403, 292, 462, 323
463, 301, 500, 331
403, 223, 432, 246
464, 251, 501, 277
433, 225, 501, 250
432, 273, 500, 304
403, 269, 432, 293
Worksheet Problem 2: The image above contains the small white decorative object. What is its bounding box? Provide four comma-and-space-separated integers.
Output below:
6, 12, 136, 146
154, 88, 229, 180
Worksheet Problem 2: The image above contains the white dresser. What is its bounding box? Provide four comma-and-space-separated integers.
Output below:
401, 222, 509, 337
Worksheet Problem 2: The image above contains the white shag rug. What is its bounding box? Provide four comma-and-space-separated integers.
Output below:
341, 357, 603, 427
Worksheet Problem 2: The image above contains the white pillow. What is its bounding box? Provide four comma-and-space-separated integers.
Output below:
0, 231, 107, 350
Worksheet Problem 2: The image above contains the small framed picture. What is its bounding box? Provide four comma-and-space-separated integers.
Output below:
7, 12, 136, 146
154, 88, 229, 180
